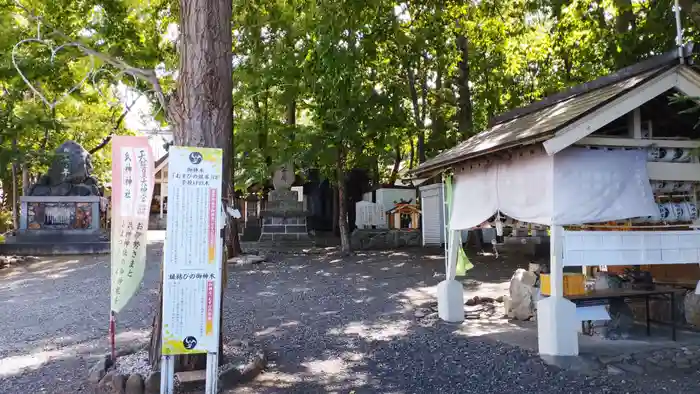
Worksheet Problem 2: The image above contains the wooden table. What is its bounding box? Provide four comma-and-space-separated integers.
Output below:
565, 289, 677, 341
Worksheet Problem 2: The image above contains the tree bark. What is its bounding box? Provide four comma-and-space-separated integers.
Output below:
456, 32, 473, 139
388, 143, 401, 185
332, 185, 339, 235
149, 0, 233, 372
428, 62, 445, 155
21, 164, 29, 196
89, 109, 129, 154
337, 146, 350, 255
407, 66, 425, 164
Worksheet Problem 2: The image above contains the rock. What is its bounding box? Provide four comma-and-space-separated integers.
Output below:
144, 371, 160, 394
227, 254, 266, 265
225, 349, 267, 386
598, 355, 626, 365
112, 373, 127, 394
495, 295, 504, 303
684, 292, 700, 328
606, 298, 635, 338
607, 365, 624, 375
87, 355, 111, 385
27, 140, 102, 197
479, 296, 495, 303
69, 184, 94, 196
617, 363, 644, 374
29, 185, 51, 196
465, 297, 477, 306
414, 310, 426, 318
657, 359, 673, 368
125, 374, 145, 394
508, 269, 538, 320
98, 371, 126, 394
47, 140, 93, 186
175, 370, 206, 392
50, 183, 72, 196
350, 229, 422, 250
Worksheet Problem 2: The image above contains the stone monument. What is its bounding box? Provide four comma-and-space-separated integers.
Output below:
258, 163, 313, 249
0, 141, 109, 255
27, 140, 102, 197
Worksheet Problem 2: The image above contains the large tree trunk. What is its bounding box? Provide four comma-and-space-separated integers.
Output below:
456, 33, 473, 140
407, 66, 425, 164
332, 186, 339, 235
337, 146, 351, 255
149, 0, 233, 372
388, 143, 401, 185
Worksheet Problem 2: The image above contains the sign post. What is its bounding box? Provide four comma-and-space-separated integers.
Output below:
110, 136, 155, 361
161, 146, 224, 394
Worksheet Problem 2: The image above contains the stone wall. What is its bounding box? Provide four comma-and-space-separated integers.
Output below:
350, 229, 421, 250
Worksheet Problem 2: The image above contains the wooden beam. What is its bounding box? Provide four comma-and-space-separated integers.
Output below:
677, 66, 700, 98
575, 137, 700, 149
543, 69, 679, 155
647, 162, 700, 181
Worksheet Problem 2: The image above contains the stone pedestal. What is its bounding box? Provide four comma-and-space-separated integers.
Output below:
537, 297, 579, 356
258, 190, 313, 248
437, 279, 465, 322
0, 196, 109, 255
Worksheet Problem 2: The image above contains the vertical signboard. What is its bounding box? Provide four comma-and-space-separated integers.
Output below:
111, 136, 154, 313
161, 146, 223, 355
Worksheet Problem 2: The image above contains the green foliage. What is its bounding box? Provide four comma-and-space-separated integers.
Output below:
1, 0, 173, 225
4, 0, 700, 196
229, 0, 700, 188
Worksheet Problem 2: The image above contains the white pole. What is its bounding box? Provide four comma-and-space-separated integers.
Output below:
160, 355, 175, 394
549, 225, 564, 297
675, 0, 684, 64
442, 175, 449, 273
205, 353, 219, 394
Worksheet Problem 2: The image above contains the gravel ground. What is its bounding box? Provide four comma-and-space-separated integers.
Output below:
0, 236, 163, 393
223, 249, 700, 394
2, 238, 700, 393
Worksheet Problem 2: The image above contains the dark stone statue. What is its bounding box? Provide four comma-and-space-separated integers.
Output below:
27, 141, 102, 197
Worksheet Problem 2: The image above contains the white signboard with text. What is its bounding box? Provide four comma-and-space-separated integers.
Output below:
161, 146, 223, 355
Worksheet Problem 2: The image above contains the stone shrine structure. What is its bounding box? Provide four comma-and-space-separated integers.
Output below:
0, 141, 109, 255
258, 164, 313, 249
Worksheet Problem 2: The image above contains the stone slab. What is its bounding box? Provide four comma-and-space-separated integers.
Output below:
0, 236, 110, 255
20, 196, 100, 203
174, 370, 205, 392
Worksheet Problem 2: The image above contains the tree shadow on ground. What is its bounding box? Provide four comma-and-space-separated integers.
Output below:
220, 250, 637, 394
0, 240, 164, 393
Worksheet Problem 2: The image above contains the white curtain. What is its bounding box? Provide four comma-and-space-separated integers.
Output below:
450, 162, 498, 230
551, 148, 656, 224
449, 147, 657, 229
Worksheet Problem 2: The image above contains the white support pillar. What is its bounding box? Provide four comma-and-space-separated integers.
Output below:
627, 108, 642, 139
438, 229, 465, 322
437, 178, 464, 323
537, 225, 578, 356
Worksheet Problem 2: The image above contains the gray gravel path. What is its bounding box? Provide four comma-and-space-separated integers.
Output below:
2, 241, 700, 393
0, 238, 162, 393
224, 250, 700, 394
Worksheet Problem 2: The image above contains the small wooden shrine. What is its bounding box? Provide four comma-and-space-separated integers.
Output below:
386, 199, 421, 230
